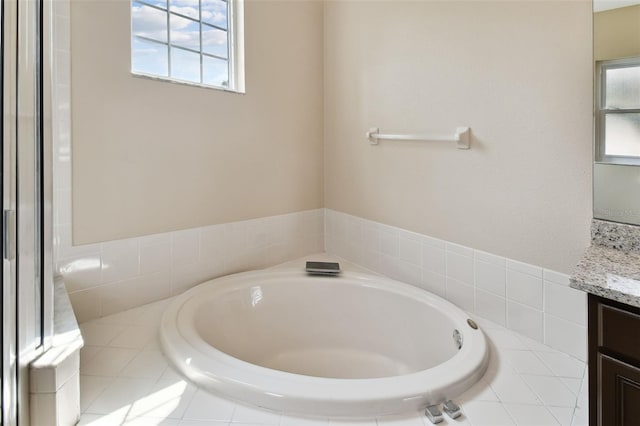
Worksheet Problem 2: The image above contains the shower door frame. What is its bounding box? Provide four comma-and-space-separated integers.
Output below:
2, 0, 53, 424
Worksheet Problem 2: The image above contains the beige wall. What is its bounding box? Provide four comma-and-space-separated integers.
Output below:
324, 1, 593, 273
71, 0, 324, 244
594, 4, 640, 61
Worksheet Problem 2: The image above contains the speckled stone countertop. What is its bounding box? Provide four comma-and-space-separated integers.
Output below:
570, 219, 640, 308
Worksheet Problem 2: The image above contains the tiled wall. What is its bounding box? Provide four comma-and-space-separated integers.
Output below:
324, 209, 587, 362
57, 210, 324, 323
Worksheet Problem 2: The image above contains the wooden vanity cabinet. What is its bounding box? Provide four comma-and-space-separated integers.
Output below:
589, 294, 640, 426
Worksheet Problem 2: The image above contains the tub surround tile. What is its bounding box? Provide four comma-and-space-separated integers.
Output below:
325, 210, 586, 358
475, 290, 506, 327
544, 315, 587, 362
475, 259, 506, 297
506, 270, 543, 310
445, 251, 474, 285
61, 209, 324, 322
506, 301, 544, 343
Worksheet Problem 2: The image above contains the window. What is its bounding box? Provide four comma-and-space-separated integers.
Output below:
596, 58, 640, 164
131, 0, 244, 92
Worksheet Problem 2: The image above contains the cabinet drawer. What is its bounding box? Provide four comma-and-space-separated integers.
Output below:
599, 302, 640, 362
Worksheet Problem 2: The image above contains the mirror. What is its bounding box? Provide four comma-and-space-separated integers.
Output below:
593, 0, 640, 225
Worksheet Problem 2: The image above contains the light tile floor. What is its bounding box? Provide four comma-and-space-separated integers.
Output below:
77, 296, 589, 426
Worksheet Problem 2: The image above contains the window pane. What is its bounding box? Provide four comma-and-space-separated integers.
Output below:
170, 13, 200, 51
202, 24, 228, 58
605, 113, 640, 157
605, 65, 640, 109
171, 47, 201, 83
169, 0, 199, 19
202, 0, 228, 29
132, 2, 168, 42
132, 37, 168, 76
139, 0, 168, 10
203, 56, 228, 87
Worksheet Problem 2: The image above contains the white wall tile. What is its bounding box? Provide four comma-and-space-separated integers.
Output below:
421, 270, 446, 298
360, 248, 381, 274
245, 219, 269, 250
60, 255, 102, 292
446, 278, 475, 313
346, 216, 364, 246
57, 372, 81, 426
507, 301, 544, 343
379, 228, 399, 258
63, 210, 324, 321
30, 393, 57, 426
200, 224, 226, 259
475, 259, 506, 297
543, 269, 570, 286
544, 315, 587, 362
101, 239, 139, 284
322, 209, 587, 365
506, 259, 543, 278
422, 234, 445, 249
446, 242, 473, 257
139, 239, 171, 276
361, 221, 380, 252
422, 244, 445, 275
398, 237, 421, 266
446, 251, 474, 285
475, 250, 505, 266
476, 290, 506, 327
68, 289, 101, 324
506, 270, 543, 310
544, 282, 587, 326
171, 229, 200, 267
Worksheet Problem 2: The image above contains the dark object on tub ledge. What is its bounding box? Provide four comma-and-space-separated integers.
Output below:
305, 261, 341, 276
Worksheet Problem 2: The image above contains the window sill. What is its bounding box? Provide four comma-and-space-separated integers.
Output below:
131, 72, 246, 95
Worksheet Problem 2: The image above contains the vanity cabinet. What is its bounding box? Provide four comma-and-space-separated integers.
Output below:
589, 294, 640, 426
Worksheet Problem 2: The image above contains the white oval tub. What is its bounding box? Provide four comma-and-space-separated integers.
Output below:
160, 269, 489, 417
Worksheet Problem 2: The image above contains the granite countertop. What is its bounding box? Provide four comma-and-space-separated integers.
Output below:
571, 245, 640, 308
570, 219, 640, 308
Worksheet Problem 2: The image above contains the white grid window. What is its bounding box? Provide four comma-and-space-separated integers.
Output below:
596, 58, 640, 164
131, 0, 244, 92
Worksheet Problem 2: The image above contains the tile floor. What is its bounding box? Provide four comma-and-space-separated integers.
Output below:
77, 294, 589, 426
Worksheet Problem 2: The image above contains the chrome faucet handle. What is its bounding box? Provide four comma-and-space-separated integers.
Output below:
425, 404, 443, 424
443, 400, 462, 419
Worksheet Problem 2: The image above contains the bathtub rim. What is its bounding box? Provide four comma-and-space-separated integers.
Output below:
160, 268, 489, 417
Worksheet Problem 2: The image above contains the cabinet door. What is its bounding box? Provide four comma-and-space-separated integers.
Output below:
600, 354, 640, 426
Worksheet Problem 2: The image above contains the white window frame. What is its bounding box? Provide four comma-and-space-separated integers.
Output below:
130, 0, 245, 93
596, 57, 640, 165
